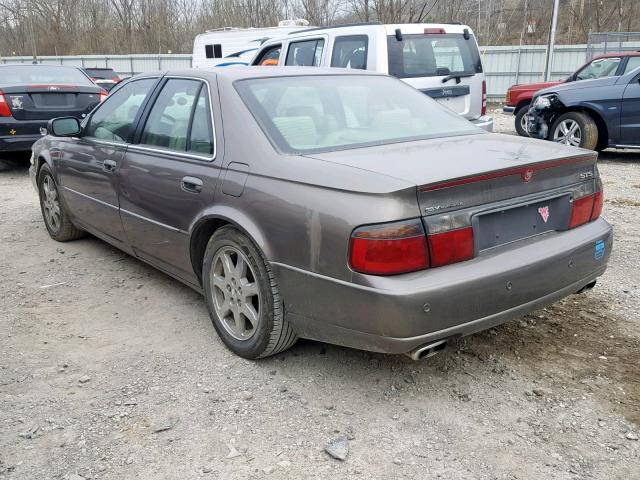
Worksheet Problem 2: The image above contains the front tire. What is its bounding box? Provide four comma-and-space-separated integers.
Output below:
202, 226, 297, 359
37, 165, 84, 242
514, 105, 530, 137
550, 112, 598, 150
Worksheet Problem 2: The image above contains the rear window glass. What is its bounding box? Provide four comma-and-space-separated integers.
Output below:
84, 68, 117, 79
235, 75, 481, 154
0, 66, 93, 85
387, 34, 482, 79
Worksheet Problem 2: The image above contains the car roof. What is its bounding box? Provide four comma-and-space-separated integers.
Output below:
0, 64, 83, 70
141, 66, 384, 82
593, 51, 640, 59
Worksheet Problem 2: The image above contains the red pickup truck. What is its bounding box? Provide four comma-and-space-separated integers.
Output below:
504, 52, 640, 136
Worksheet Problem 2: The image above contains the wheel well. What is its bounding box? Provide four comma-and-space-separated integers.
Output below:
190, 218, 230, 285
515, 100, 531, 112
565, 107, 608, 148
37, 156, 47, 176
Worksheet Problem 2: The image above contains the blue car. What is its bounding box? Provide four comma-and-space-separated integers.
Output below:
527, 65, 640, 150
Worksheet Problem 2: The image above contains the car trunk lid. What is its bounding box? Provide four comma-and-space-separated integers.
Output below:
0, 84, 101, 120
304, 133, 599, 251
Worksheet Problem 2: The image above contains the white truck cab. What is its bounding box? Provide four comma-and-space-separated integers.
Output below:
250, 22, 492, 131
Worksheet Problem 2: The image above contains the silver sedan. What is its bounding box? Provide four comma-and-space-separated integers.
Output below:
30, 67, 612, 360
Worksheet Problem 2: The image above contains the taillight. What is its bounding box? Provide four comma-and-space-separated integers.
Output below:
349, 219, 477, 275
349, 219, 429, 275
590, 190, 603, 221
424, 28, 446, 34
428, 227, 475, 268
481, 80, 487, 116
99, 89, 108, 102
569, 192, 603, 229
0, 90, 12, 117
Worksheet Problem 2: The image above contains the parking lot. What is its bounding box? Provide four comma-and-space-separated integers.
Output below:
1, 112, 639, 479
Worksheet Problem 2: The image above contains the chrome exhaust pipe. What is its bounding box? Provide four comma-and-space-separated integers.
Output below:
575, 280, 597, 294
407, 339, 448, 361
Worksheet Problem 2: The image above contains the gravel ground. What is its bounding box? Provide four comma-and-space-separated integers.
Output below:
1, 113, 639, 480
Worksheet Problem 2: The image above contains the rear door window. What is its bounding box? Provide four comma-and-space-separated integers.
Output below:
331, 35, 368, 70
387, 34, 482, 79
140, 78, 203, 153
188, 87, 214, 156
285, 39, 324, 66
84, 78, 156, 143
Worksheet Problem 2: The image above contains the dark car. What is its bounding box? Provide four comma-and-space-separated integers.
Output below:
83, 67, 121, 91
527, 65, 640, 150
505, 53, 640, 137
0, 64, 105, 153
29, 68, 611, 360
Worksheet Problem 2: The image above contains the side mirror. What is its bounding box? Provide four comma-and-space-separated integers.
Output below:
48, 117, 81, 137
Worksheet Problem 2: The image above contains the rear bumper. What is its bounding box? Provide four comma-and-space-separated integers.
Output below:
503, 106, 516, 114
471, 115, 494, 132
272, 218, 612, 354
0, 134, 42, 152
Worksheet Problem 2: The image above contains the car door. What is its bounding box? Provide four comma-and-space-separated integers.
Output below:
118, 76, 223, 285
620, 68, 640, 145
56, 78, 157, 246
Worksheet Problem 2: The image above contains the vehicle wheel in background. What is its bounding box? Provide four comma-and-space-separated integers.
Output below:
37, 164, 85, 242
514, 105, 530, 137
551, 112, 598, 150
202, 226, 297, 359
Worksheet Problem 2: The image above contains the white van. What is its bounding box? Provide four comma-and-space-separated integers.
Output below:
192, 21, 310, 68
250, 22, 492, 131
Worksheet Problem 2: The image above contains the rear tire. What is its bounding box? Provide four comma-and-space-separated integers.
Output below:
514, 104, 530, 137
202, 226, 297, 359
37, 164, 85, 242
550, 112, 598, 150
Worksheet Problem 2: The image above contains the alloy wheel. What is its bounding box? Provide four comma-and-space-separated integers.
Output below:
210, 246, 261, 340
553, 119, 582, 146
41, 175, 61, 233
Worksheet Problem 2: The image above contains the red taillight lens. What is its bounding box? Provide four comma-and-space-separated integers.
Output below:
99, 89, 108, 102
590, 190, 603, 221
427, 227, 475, 268
569, 195, 595, 229
481, 80, 487, 116
349, 220, 429, 275
424, 28, 446, 34
0, 90, 12, 117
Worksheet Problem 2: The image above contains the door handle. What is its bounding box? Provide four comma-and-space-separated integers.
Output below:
181, 176, 203, 194
103, 159, 117, 173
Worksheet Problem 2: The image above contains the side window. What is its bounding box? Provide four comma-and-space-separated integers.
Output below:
575, 57, 621, 81
624, 57, 640, 74
188, 87, 214, 156
140, 79, 202, 153
285, 39, 324, 66
255, 45, 281, 66
205, 44, 222, 59
84, 78, 156, 143
331, 35, 368, 70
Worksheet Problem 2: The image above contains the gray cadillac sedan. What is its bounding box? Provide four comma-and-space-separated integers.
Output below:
29, 67, 612, 360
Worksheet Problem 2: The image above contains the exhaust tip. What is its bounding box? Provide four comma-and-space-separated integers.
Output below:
407, 339, 448, 361
575, 280, 597, 294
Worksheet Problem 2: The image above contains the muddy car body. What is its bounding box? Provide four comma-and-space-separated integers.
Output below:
30, 68, 612, 359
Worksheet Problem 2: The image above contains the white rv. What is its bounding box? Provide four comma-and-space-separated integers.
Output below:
192, 20, 310, 68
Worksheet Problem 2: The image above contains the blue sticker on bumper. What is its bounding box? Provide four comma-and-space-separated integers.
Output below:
594, 240, 605, 260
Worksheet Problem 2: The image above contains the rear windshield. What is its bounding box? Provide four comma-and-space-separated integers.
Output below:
235, 75, 481, 154
387, 33, 482, 79
84, 68, 117, 78
0, 66, 93, 85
